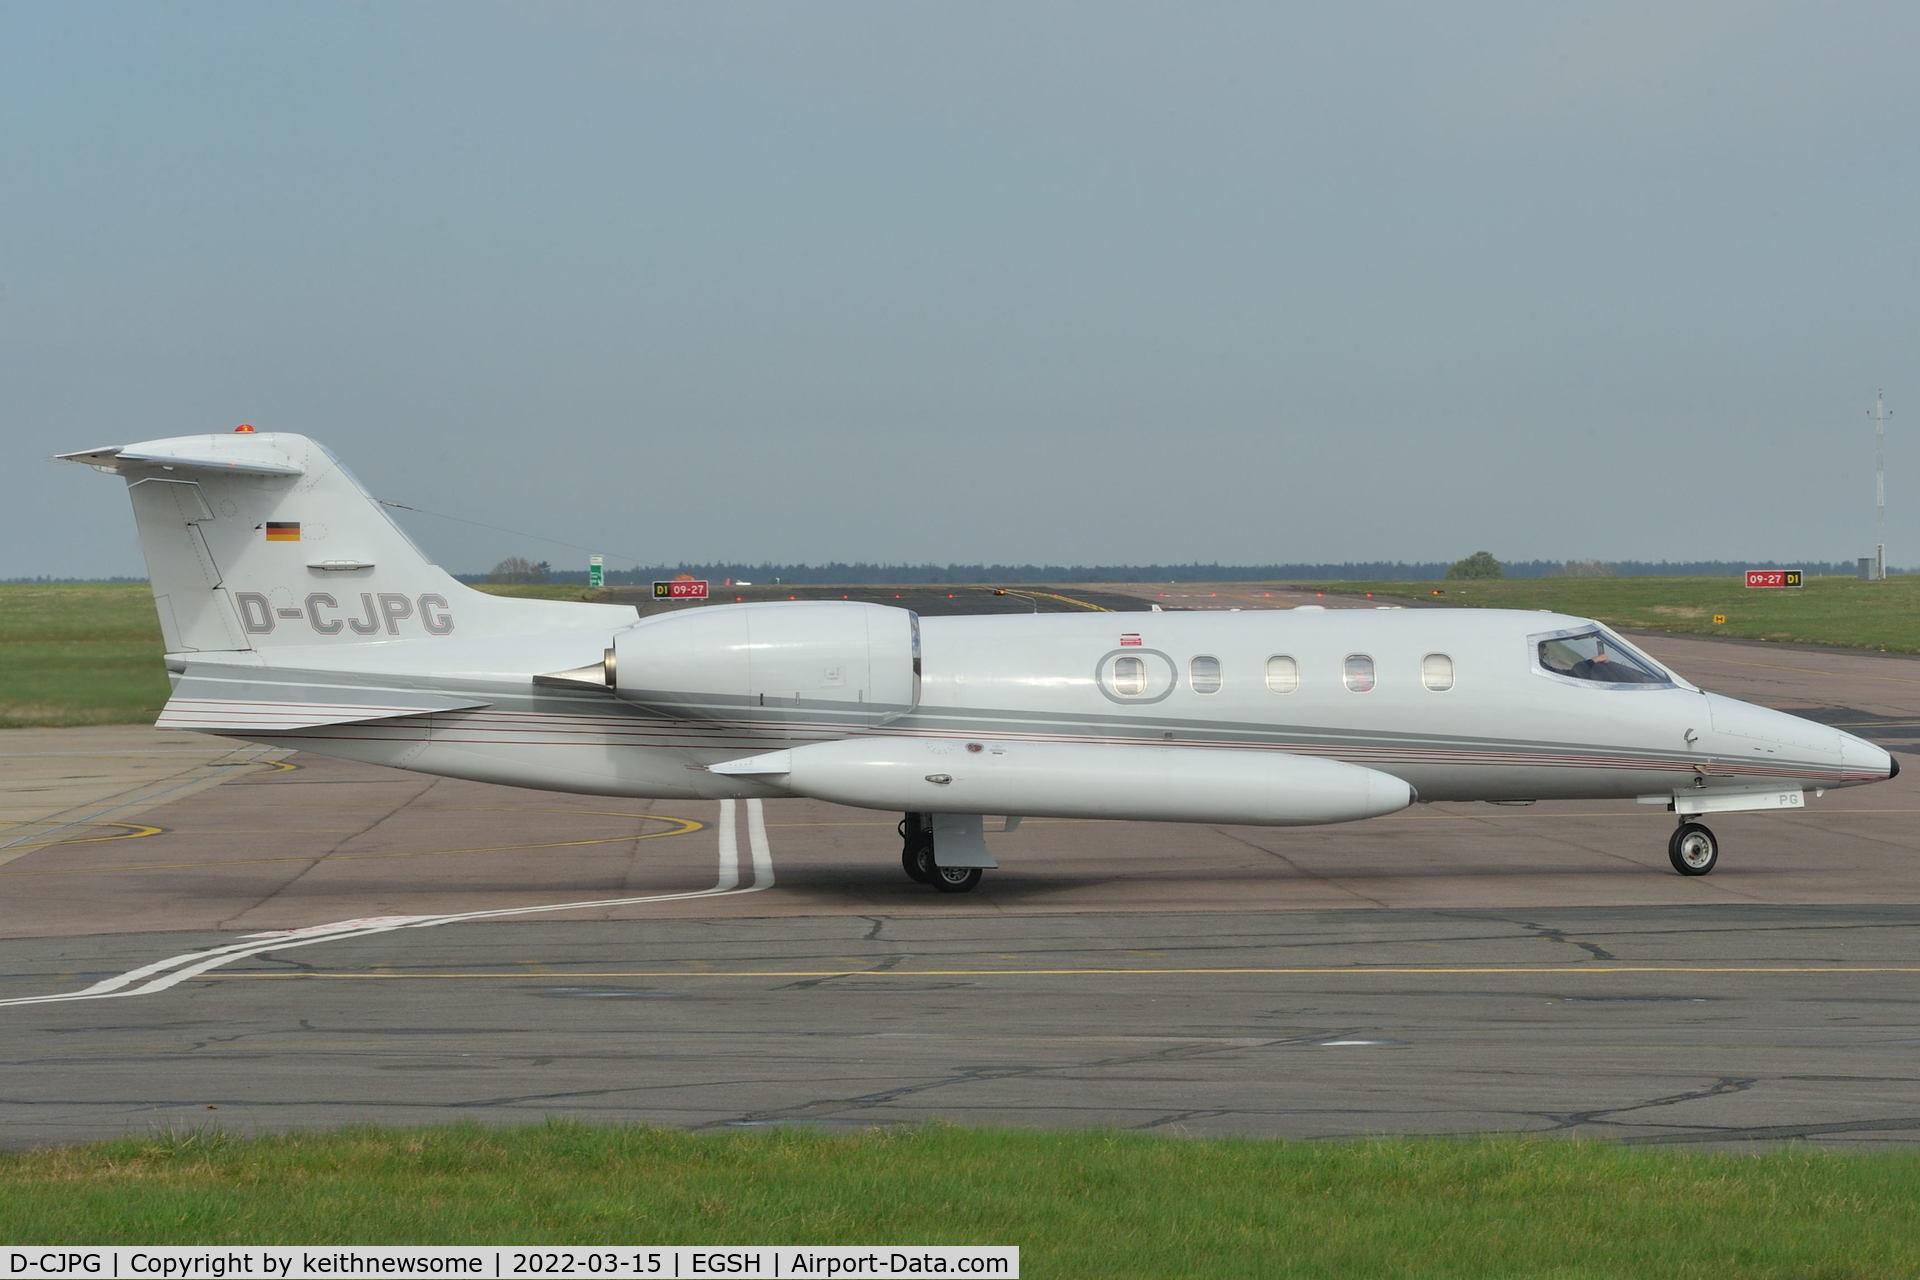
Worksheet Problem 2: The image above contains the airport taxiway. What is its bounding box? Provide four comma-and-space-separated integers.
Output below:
0, 626, 1914, 1149
5, 904, 1920, 1149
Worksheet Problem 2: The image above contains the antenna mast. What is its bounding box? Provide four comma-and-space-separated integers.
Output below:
1871, 391, 1890, 580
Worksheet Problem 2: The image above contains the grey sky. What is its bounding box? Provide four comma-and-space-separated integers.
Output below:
7, 2, 1915, 578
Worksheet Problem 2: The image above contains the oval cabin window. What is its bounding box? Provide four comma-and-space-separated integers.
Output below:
1265, 655, 1299, 694
1343, 654, 1376, 693
1113, 655, 1147, 696
1422, 653, 1455, 692
1190, 655, 1222, 694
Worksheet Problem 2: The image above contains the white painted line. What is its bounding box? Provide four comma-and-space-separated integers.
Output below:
714, 798, 740, 891
746, 798, 773, 889
243, 916, 427, 940
0, 801, 774, 1009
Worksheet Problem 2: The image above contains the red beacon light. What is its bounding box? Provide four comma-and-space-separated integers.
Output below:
234, 424, 256, 433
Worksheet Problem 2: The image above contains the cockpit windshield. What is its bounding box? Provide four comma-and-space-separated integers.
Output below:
1533, 627, 1671, 687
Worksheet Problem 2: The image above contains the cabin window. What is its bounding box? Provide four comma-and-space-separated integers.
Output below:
1343, 654, 1376, 693
1113, 655, 1146, 696
1421, 653, 1455, 692
1265, 655, 1299, 694
1189, 655, 1222, 694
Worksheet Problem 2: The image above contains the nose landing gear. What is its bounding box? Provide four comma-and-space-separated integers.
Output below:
1668, 820, 1719, 876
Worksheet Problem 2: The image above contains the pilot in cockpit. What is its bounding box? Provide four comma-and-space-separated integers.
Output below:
1569, 645, 1615, 681
1539, 631, 1666, 685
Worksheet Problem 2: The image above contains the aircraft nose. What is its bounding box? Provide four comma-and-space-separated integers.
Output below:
1706, 692, 1836, 751
1840, 730, 1895, 783
1704, 693, 1894, 786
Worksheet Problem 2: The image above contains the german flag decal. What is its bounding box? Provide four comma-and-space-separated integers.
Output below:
264, 522, 301, 542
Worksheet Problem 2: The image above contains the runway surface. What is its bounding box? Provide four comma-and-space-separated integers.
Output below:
0, 617, 1914, 1150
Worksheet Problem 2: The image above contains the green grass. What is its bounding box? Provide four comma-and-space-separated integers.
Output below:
2, 1123, 1916, 1277
473, 583, 611, 602
5, 577, 1916, 729
0, 584, 606, 727
1314, 574, 1920, 653
0, 583, 168, 727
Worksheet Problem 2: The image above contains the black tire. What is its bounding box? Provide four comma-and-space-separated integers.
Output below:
932, 864, 982, 894
1668, 822, 1718, 876
900, 813, 934, 883
902, 842, 934, 884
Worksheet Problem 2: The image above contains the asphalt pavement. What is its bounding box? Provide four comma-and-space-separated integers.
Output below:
0, 603, 1914, 1149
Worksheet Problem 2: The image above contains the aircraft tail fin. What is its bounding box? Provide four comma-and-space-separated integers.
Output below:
60, 430, 633, 653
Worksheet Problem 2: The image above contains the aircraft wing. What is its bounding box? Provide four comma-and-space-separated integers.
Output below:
157, 664, 489, 731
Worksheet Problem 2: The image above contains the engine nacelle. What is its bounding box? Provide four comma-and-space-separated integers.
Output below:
600, 602, 920, 723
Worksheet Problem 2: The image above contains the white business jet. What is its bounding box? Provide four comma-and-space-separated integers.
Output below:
62, 429, 1897, 892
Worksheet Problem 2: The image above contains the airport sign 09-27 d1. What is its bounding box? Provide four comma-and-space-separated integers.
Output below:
1744, 569, 1803, 588
654, 579, 710, 599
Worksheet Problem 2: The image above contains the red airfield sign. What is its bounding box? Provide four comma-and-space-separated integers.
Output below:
654, 579, 710, 599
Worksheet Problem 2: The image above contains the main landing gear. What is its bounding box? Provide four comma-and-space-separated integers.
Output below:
898, 812, 983, 893
1668, 820, 1719, 876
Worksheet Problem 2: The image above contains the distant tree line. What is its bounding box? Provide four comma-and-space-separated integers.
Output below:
1, 576, 148, 584
443, 558, 1885, 587
7, 560, 1887, 587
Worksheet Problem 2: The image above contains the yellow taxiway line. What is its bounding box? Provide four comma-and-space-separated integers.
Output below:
0, 811, 702, 877
200, 964, 1920, 981
0, 821, 162, 852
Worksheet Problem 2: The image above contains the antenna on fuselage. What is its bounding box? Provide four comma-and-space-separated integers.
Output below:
1871, 391, 1891, 580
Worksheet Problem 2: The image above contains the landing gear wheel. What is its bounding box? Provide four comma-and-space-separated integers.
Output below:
932, 865, 983, 894
899, 812, 984, 893
899, 815, 934, 883
903, 842, 935, 884
1668, 822, 1718, 876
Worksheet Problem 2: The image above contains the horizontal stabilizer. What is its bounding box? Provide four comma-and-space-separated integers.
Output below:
57, 439, 305, 477
158, 665, 488, 731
